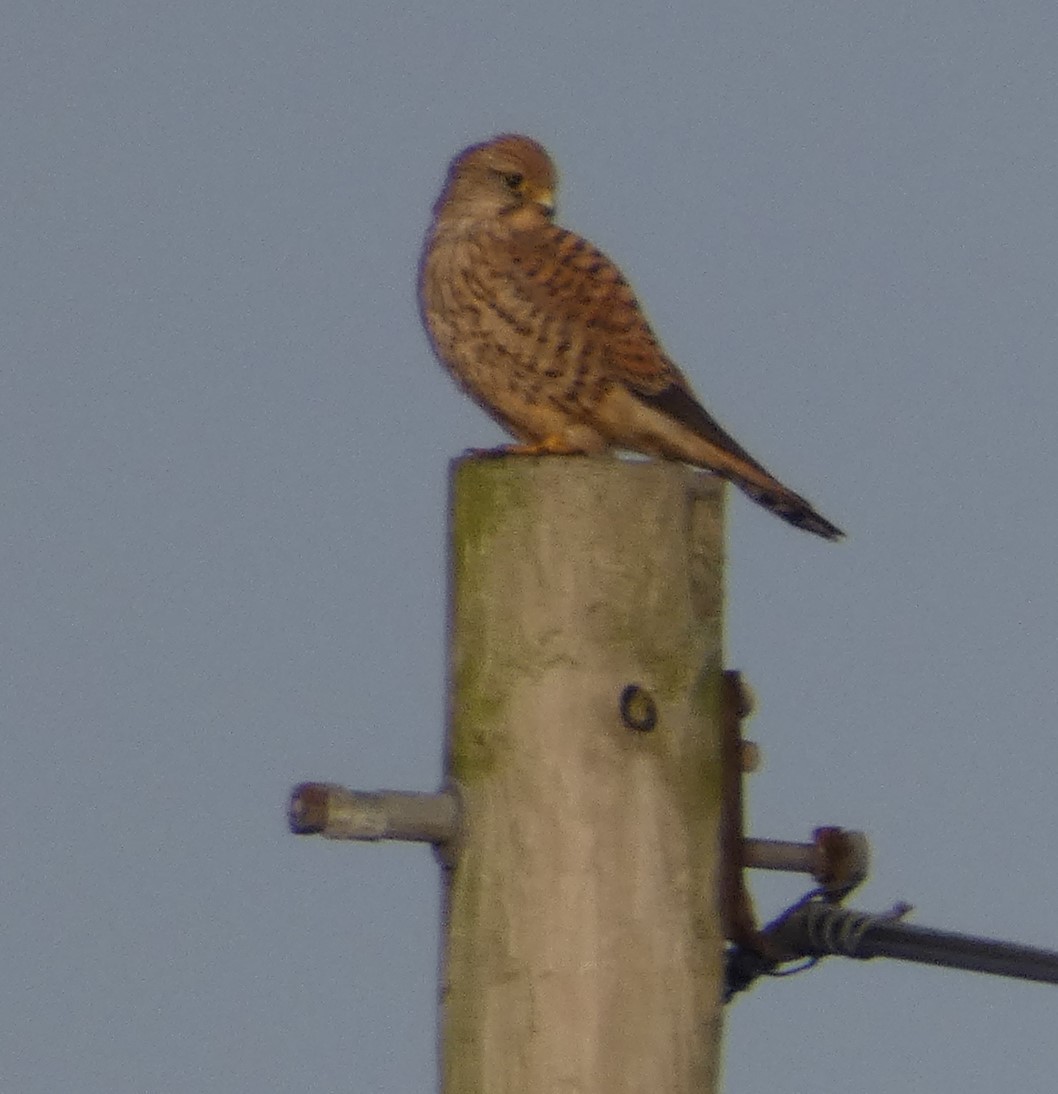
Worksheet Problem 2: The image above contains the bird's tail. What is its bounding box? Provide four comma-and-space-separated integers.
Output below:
732, 475, 844, 541
615, 383, 845, 540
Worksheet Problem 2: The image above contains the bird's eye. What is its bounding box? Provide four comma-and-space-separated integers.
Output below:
501, 171, 524, 191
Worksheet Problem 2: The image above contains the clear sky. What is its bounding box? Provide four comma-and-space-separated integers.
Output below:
4, 2, 1058, 1091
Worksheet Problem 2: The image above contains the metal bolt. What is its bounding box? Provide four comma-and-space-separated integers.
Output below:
619, 684, 658, 732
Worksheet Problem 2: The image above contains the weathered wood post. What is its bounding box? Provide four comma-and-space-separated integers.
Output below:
442, 455, 726, 1094
291, 447, 1058, 1086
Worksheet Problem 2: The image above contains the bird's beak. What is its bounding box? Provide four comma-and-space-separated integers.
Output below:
534, 189, 556, 216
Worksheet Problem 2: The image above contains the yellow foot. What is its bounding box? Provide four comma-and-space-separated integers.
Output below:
466, 436, 587, 458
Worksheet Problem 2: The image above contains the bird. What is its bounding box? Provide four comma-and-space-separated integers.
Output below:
418, 134, 844, 541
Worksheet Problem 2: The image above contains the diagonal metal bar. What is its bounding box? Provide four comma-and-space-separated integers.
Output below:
774, 902, 1058, 986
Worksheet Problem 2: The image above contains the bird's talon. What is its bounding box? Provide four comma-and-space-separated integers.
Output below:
463, 445, 512, 459
464, 440, 583, 458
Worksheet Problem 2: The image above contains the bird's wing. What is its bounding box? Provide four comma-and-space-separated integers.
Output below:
507, 224, 769, 472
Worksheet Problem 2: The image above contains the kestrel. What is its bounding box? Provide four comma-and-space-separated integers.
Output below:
418, 134, 844, 540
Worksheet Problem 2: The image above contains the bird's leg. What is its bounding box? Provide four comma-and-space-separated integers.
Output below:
466, 434, 590, 458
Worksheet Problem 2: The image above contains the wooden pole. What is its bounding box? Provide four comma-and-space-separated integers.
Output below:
441, 455, 726, 1094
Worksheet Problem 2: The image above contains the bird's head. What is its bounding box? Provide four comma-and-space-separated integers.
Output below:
433, 134, 557, 224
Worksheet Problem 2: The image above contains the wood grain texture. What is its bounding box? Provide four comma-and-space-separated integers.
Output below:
442, 456, 726, 1094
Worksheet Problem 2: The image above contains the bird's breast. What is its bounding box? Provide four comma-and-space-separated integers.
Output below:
419, 226, 609, 444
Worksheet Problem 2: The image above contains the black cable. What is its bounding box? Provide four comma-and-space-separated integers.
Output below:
724, 893, 1058, 1002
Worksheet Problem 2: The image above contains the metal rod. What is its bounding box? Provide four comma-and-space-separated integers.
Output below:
288, 783, 460, 845
742, 838, 816, 874
741, 829, 869, 895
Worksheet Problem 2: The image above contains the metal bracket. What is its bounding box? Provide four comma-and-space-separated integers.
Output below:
720, 670, 869, 957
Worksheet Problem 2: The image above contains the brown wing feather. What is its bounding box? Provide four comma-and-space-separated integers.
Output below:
505, 224, 771, 473
505, 225, 674, 384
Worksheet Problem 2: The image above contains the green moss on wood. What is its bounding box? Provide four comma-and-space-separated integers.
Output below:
448, 459, 535, 784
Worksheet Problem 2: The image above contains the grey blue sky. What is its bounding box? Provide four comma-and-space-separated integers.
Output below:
4, 2, 1058, 1091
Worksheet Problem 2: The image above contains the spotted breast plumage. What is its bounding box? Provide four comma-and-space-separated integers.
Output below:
418, 133, 844, 541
